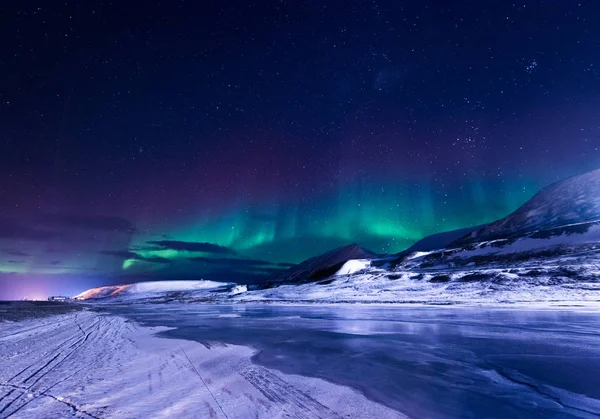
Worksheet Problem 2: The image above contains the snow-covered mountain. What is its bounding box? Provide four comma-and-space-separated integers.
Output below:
455, 168, 600, 245
266, 243, 379, 287
399, 221, 600, 270
388, 168, 600, 274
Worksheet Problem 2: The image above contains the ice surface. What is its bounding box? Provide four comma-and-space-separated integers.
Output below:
111, 304, 600, 418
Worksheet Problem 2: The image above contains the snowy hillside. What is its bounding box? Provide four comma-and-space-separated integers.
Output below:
235, 225, 600, 305
457, 168, 600, 244
235, 263, 600, 306
75, 280, 233, 302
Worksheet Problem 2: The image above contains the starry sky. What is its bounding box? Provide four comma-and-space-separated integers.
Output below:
1, 1, 600, 299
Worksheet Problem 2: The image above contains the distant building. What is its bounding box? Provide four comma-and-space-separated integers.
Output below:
48, 296, 71, 302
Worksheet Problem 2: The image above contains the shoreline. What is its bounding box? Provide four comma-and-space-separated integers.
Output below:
82, 298, 600, 311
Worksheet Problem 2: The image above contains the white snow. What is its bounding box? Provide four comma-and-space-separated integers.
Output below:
405, 251, 434, 260
0, 310, 404, 418
335, 259, 371, 275
230, 284, 248, 295
75, 279, 231, 300
233, 261, 600, 306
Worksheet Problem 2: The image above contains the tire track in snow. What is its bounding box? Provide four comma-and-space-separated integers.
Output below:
0, 312, 103, 418
240, 365, 343, 419
0, 383, 99, 419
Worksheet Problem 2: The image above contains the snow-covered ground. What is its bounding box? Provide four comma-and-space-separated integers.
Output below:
235, 248, 600, 306
0, 309, 402, 418
236, 267, 600, 306
233, 223, 600, 306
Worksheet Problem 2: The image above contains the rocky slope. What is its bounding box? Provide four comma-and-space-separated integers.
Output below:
396, 225, 482, 255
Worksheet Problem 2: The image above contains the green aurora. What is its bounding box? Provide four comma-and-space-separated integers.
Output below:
125, 177, 541, 270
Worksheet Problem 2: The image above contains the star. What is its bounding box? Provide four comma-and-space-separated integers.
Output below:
525, 59, 538, 74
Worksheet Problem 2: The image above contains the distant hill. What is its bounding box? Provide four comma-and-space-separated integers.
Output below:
75, 280, 233, 301
268, 243, 379, 286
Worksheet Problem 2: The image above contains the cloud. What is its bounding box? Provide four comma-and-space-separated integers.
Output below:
0, 214, 136, 243
50, 261, 62, 266
102, 250, 171, 264
146, 240, 235, 254
41, 214, 136, 233
2, 248, 31, 257
0, 219, 62, 241
102, 250, 139, 259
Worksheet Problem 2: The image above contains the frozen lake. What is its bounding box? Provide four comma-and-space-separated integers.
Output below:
106, 304, 600, 418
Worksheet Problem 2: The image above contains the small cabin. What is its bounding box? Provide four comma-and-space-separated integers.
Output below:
48, 296, 70, 302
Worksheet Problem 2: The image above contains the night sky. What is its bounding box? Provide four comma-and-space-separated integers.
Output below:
1, 1, 600, 299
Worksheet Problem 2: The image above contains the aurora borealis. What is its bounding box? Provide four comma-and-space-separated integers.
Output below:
129, 176, 542, 264
1, 1, 600, 299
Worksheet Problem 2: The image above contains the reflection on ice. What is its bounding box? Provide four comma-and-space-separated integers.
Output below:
331, 318, 443, 336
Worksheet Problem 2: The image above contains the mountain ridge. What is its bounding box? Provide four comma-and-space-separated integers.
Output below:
454, 168, 600, 245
